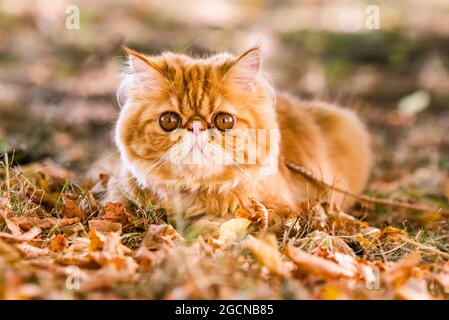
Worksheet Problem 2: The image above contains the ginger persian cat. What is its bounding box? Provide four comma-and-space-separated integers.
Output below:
108, 47, 371, 234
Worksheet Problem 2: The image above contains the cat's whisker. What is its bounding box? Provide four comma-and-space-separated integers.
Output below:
104, 149, 172, 196
124, 149, 175, 195
108, 140, 188, 197
232, 163, 263, 198
204, 141, 262, 197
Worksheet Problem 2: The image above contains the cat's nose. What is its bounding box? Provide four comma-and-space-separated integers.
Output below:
186, 119, 207, 135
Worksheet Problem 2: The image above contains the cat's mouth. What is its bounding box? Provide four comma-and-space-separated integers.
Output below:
167, 131, 232, 167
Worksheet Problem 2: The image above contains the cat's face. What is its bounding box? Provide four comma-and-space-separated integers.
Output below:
116, 47, 279, 190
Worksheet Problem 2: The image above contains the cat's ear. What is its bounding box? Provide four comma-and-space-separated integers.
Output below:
225, 47, 262, 91
123, 46, 165, 85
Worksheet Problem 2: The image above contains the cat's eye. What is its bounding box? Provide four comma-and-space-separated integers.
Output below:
213, 112, 235, 131
159, 112, 181, 131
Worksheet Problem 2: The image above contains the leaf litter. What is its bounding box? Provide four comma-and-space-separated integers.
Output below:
0, 162, 448, 300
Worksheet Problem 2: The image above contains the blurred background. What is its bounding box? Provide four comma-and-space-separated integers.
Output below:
0, 0, 449, 225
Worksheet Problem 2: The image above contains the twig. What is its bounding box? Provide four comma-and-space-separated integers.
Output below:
283, 158, 449, 216
406, 239, 449, 259
4, 150, 10, 196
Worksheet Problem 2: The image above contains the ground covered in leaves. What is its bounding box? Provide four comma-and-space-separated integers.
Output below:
0, 163, 449, 299
1, 0, 449, 299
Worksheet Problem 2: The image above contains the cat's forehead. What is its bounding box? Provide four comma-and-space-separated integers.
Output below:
157, 53, 235, 116
159, 52, 235, 77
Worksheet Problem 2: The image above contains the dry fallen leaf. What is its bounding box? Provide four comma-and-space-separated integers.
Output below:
328, 210, 376, 236
49, 234, 68, 253
383, 252, 421, 287
142, 224, 182, 250
0, 226, 41, 242
62, 195, 85, 220
235, 198, 271, 231
86, 230, 139, 288
295, 230, 355, 256
376, 226, 408, 240
9, 216, 80, 230
245, 234, 285, 277
16, 243, 49, 258
219, 218, 251, 241
0, 207, 22, 236
285, 244, 355, 279
55, 252, 95, 268
89, 219, 122, 233
89, 230, 131, 261
394, 278, 434, 300
102, 202, 131, 226
88, 229, 104, 252
20, 226, 42, 241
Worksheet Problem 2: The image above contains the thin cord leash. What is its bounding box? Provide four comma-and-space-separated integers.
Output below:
283, 157, 449, 216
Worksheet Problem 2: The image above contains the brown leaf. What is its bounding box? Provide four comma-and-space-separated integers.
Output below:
39, 163, 74, 181
20, 226, 42, 241
9, 216, 80, 230
88, 229, 104, 252
55, 252, 96, 268
383, 252, 421, 287
376, 226, 408, 240
249, 197, 269, 230
134, 246, 168, 269
58, 222, 85, 236
285, 244, 355, 279
0, 226, 41, 242
49, 234, 68, 253
88, 230, 134, 271
394, 278, 434, 300
0, 206, 22, 236
80, 191, 101, 214
16, 243, 49, 258
236, 197, 269, 230
295, 230, 355, 256
61, 195, 85, 219
245, 234, 285, 277
102, 202, 131, 226
81, 256, 139, 291
328, 210, 375, 236
142, 224, 182, 250
89, 219, 122, 233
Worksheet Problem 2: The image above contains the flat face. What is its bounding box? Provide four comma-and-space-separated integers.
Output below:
117, 51, 279, 187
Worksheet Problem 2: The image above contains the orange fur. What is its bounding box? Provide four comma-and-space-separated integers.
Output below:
108, 47, 371, 233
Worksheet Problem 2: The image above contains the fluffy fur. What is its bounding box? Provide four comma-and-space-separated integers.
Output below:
107, 47, 371, 233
